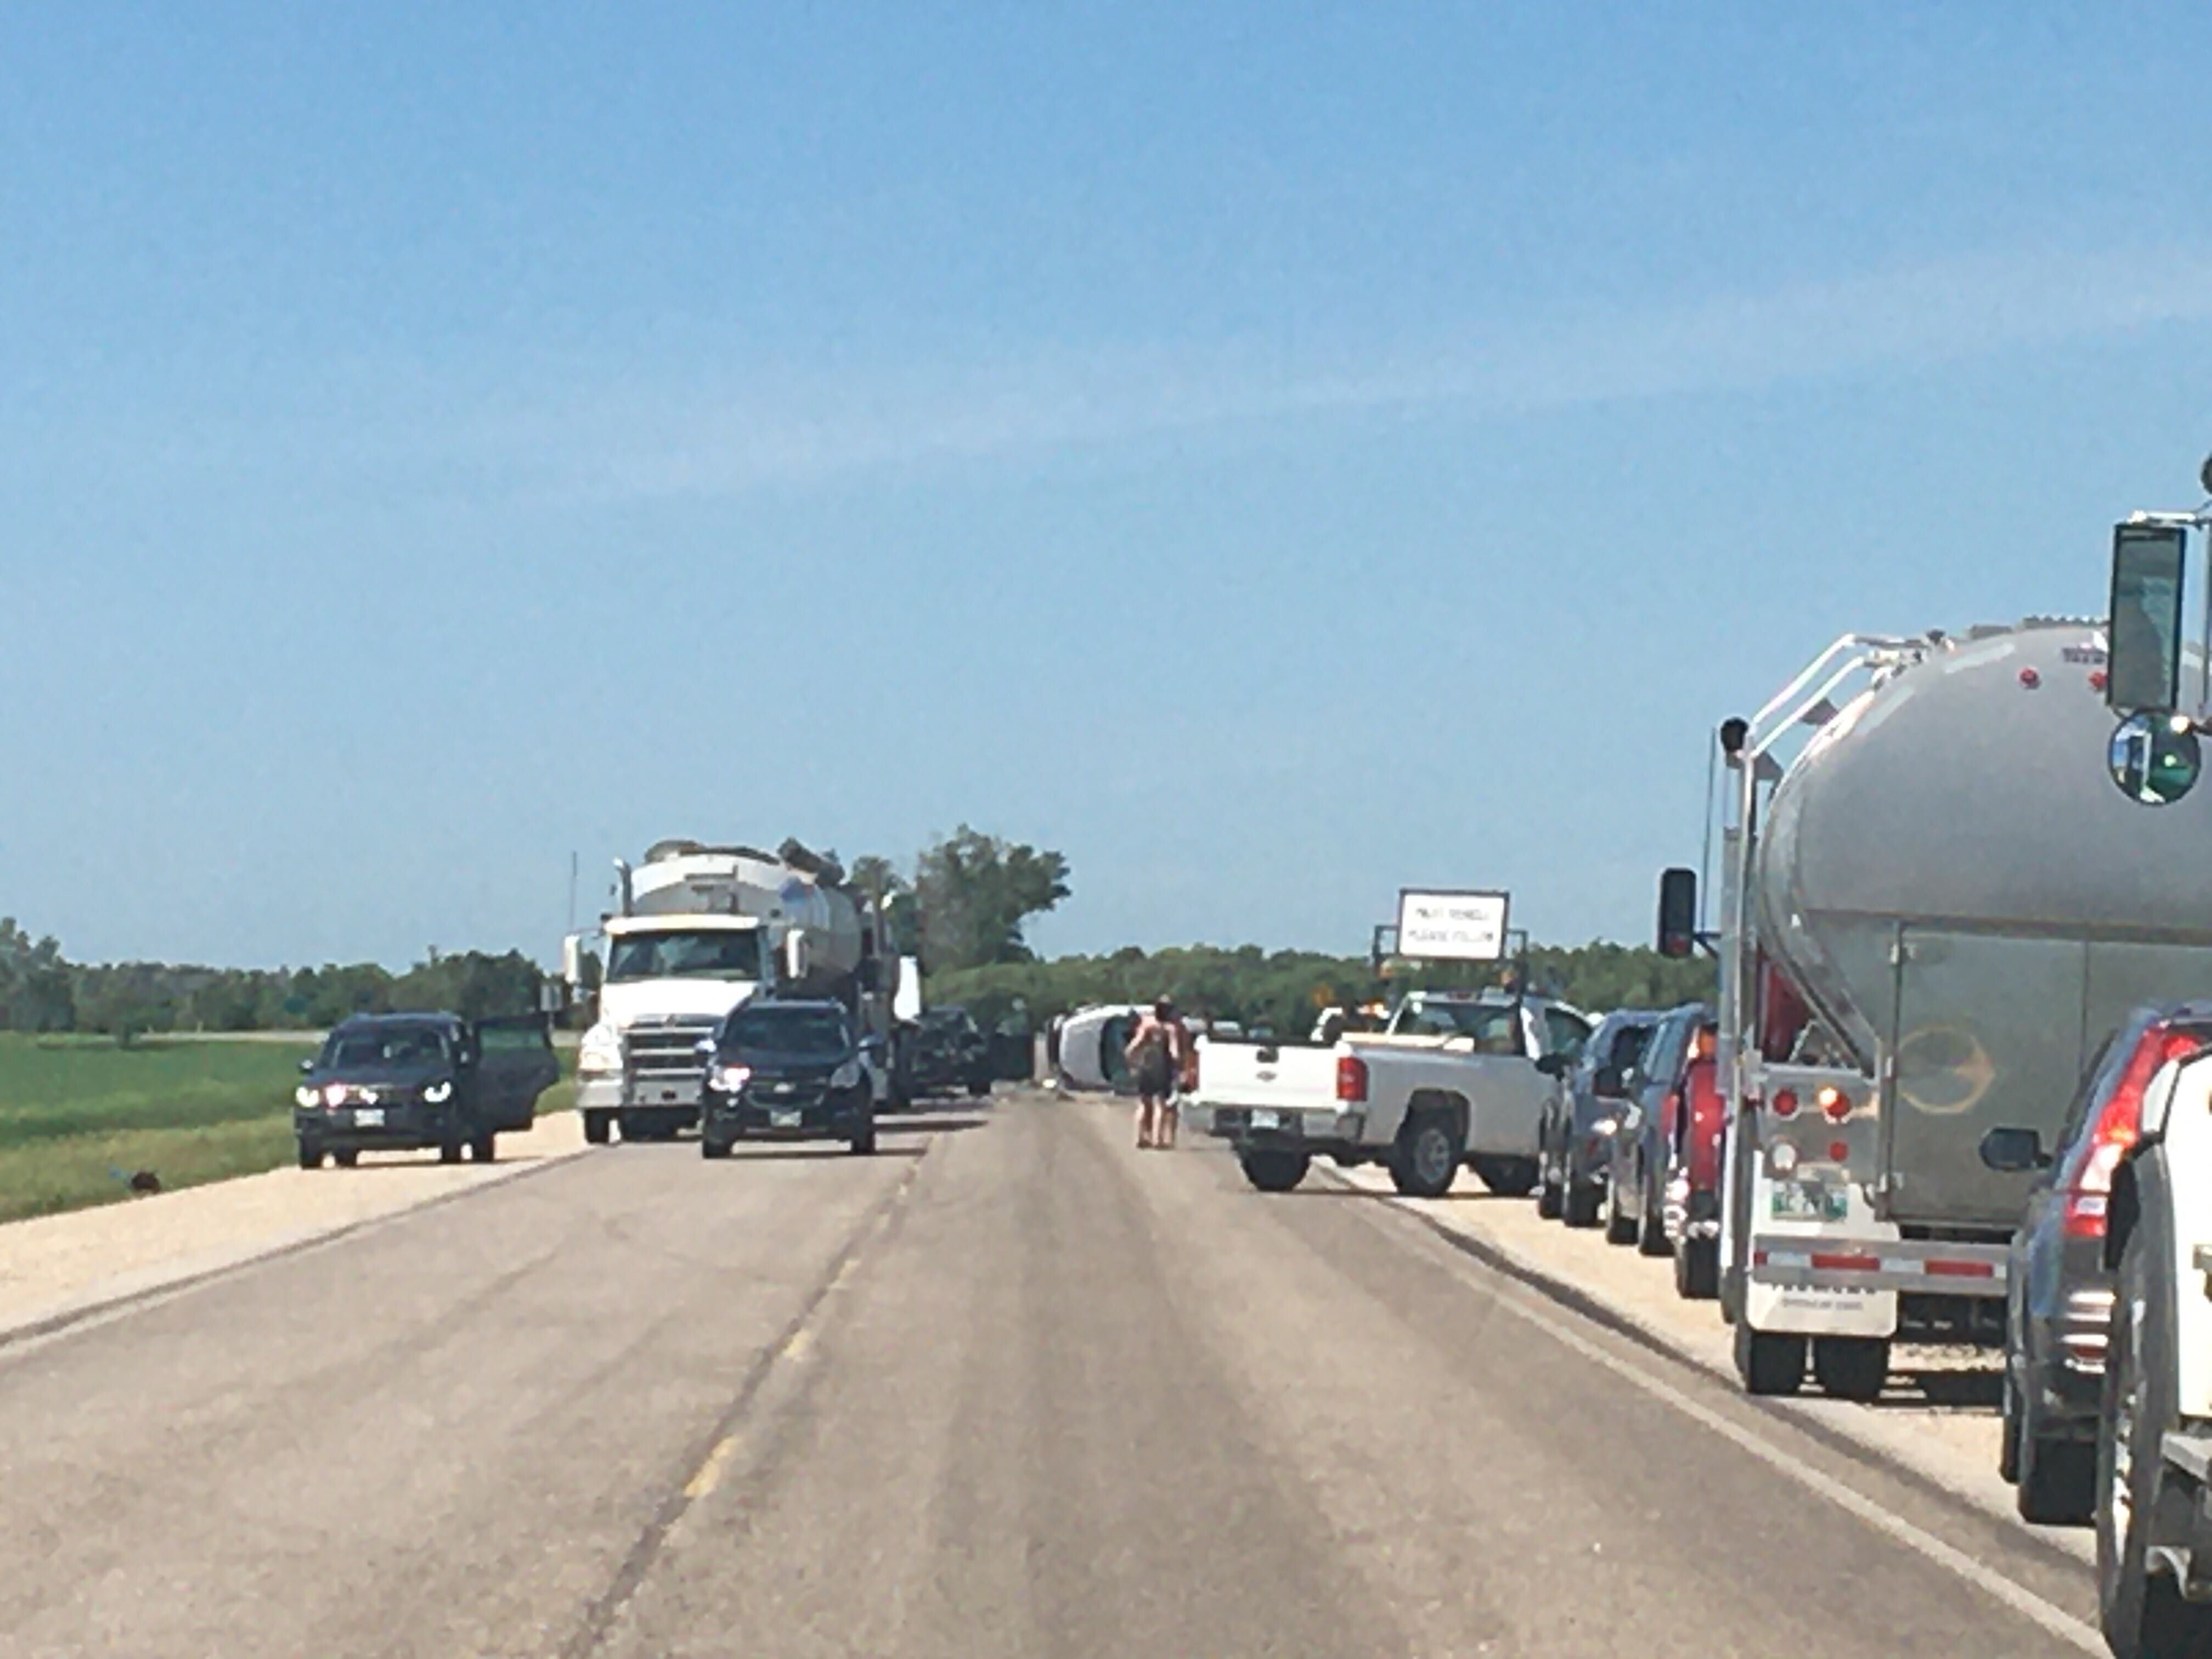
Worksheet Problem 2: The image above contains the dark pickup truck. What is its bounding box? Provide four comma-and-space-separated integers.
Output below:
294, 1012, 560, 1169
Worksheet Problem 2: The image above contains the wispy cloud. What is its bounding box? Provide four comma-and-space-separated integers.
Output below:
527, 241, 2212, 501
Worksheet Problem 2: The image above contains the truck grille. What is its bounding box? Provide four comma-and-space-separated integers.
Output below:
627, 1019, 719, 1081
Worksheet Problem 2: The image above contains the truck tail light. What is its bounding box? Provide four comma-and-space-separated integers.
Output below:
1819, 1086, 1852, 1124
1771, 1089, 1799, 1119
1336, 1054, 1369, 1103
2064, 1024, 2207, 1239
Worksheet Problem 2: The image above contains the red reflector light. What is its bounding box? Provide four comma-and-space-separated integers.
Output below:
1335, 1054, 1369, 1103
1925, 1259, 1998, 1279
1771, 1090, 1799, 1119
1828, 1141, 1849, 1163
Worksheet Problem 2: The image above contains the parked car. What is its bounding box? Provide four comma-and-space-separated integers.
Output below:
1982, 1002, 2212, 1526
1663, 1035, 1726, 1299
294, 1012, 558, 1169
699, 997, 880, 1158
1605, 1003, 1714, 1254
909, 1005, 995, 1100
1537, 1008, 1657, 1226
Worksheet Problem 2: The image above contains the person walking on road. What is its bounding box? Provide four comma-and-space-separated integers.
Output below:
1125, 996, 1192, 1150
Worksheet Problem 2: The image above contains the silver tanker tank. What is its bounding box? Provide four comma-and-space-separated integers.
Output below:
1753, 619, 2212, 1226
623, 837, 866, 993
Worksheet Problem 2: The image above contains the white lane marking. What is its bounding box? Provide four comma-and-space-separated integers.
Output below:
1491, 1287, 2104, 1654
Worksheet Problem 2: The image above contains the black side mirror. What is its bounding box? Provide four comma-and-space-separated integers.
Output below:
2109, 520, 2189, 714
1979, 1126, 2051, 1173
1657, 867, 1699, 959
1534, 1052, 1572, 1077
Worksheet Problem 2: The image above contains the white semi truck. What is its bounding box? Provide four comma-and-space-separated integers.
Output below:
1661, 618, 2212, 1401
566, 839, 918, 1143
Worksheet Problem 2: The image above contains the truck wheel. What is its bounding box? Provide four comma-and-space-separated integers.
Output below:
2000, 1367, 2024, 1485
1637, 1167, 1671, 1256
332, 1149, 359, 1169
1812, 1336, 1888, 1402
1238, 1148, 1311, 1193
1674, 1236, 1719, 1300
2098, 1215, 2212, 1656
471, 1133, 496, 1164
1390, 1113, 1460, 1199
968, 1076, 991, 1098
849, 1123, 877, 1155
1562, 1175, 1601, 1229
1536, 1154, 1564, 1220
1473, 1156, 1539, 1198
439, 1140, 463, 1165
584, 1111, 611, 1146
1735, 1323, 1805, 1396
701, 1137, 731, 1160
297, 1141, 325, 1171
1604, 1180, 1638, 1245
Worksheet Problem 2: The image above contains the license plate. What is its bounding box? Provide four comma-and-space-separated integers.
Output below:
1249, 1109, 1281, 1131
770, 1109, 803, 1130
353, 1108, 384, 1128
1771, 1181, 1847, 1222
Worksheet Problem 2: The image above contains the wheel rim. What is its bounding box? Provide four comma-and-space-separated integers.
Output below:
1414, 1127, 1454, 1188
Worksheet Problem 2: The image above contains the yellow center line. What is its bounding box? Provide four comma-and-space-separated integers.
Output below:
682, 1433, 741, 1501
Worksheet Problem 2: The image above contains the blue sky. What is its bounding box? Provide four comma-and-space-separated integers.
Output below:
6, 3, 2212, 968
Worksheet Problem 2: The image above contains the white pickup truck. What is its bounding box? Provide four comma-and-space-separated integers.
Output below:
2095, 1039, 2212, 1657
1189, 991, 1592, 1197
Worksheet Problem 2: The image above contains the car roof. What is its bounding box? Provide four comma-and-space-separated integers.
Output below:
331, 1012, 462, 1031
740, 998, 846, 1015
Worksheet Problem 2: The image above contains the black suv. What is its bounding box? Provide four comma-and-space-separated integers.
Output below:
699, 998, 879, 1159
909, 1006, 994, 1100
295, 1013, 558, 1169
1984, 1002, 2212, 1525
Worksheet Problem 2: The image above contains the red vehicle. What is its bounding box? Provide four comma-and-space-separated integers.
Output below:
1662, 1029, 1725, 1299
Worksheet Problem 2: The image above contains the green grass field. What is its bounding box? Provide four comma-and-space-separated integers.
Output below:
0, 1035, 577, 1224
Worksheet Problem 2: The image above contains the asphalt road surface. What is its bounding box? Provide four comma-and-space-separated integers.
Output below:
0, 1091, 2108, 1658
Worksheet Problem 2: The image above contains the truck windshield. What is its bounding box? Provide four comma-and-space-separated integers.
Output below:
606, 930, 763, 981
722, 1006, 849, 1056
321, 1026, 448, 1070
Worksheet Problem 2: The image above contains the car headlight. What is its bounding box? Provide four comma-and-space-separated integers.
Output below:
578, 1024, 623, 1075
424, 1080, 454, 1104
710, 1063, 752, 1093
295, 1086, 320, 1109
1592, 1117, 1619, 1138
830, 1059, 862, 1090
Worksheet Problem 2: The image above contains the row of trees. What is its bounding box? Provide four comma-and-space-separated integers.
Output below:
0, 918, 545, 1039
927, 940, 1717, 1036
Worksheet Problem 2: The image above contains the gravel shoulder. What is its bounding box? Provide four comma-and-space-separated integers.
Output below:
0, 1111, 588, 1344
1318, 1153, 2091, 1564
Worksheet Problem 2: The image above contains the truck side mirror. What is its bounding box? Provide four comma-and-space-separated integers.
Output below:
2108, 711, 2203, 806
1657, 867, 1698, 959
1534, 1052, 1572, 1077
1978, 1125, 2050, 1173
2109, 520, 2189, 714
784, 928, 813, 984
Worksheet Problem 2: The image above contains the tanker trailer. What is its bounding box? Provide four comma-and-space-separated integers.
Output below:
1661, 619, 2212, 1400
566, 839, 916, 1143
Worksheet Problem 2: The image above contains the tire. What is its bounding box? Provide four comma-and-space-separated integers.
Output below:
332, 1149, 359, 1169
297, 1141, 325, 1171
1604, 1178, 1638, 1245
583, 1111, 611, 1146
968, 1076, 991, 1098
471, 1133, 496, 1164
1390, 1112, 1461, 1199
1812, 1336, 1889, 1402
849, 1123, 877, 1155
1536, 1150, 1565, 1220
2098, 1206, 2212, 1657
1473, 1156, 1539, 1198
1674, 1236, 1719, 1300
1562, 1174, 1602, 1229
2000, 1365, 2024, 1486
439, 1140, 463, 1165
1735, 1323, 1806, 1396
701, 1137, 731, 1160
1637, 1166, 1671, 1256
1238, 1148, 1311, 1193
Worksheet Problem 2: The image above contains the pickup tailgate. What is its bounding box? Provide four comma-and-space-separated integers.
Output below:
1194, 1040, 1336, 1110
